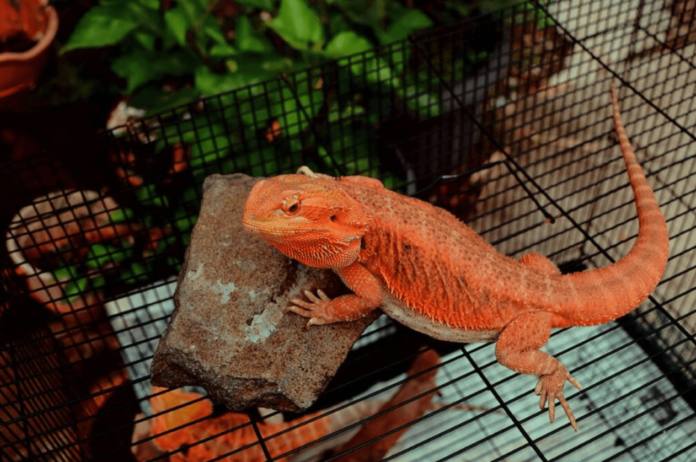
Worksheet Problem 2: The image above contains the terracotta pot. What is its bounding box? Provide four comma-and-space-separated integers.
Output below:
0, 0, 59, 99
5, 190, 134, 315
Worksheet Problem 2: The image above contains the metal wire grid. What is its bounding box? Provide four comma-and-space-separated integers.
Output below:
0, 0, 695, 460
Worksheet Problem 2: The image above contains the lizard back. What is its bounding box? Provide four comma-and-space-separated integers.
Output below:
335, 87, 668, 335
337, 179, 558, 334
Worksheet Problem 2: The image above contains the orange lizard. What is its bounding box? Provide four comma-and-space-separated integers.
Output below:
242, 86, 669, 432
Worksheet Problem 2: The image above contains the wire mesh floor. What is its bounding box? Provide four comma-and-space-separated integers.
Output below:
1, 0, 696, 461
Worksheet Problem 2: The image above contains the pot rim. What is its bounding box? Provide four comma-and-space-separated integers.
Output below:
0, 3, 59, 63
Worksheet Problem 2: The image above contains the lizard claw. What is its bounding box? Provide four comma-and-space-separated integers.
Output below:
534, 367, 582, 432
285, 289, 335, 328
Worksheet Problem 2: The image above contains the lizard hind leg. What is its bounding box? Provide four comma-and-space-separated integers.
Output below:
495, 311, 583, 431
519, 252, 561, 276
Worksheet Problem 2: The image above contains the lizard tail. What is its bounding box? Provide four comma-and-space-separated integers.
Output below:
559, 85, 669, 326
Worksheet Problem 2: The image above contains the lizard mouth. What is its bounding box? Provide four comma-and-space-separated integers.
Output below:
241, 217, 262, 234
241, 217, 289, 238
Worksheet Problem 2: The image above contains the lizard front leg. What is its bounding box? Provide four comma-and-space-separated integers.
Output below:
287, 262, 383, 329
495, 311, 583, 431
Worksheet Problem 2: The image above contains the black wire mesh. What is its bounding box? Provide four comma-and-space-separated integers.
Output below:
1, 0, 695, 461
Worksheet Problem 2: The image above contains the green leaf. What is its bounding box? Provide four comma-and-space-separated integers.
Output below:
236, 0, 275, 9
195, 66, 245, 95
210, 43, 237, 57
52, 266, 79, 282
131, 86, 201, 116
271, 83, 324, 137
136, 184, 170, 208
119, 269, 134, 283
61, 1, 139, 52
178, 0, 206, 21
85, 244, 120, 268
86, 243, 133, 268
267, 0, 324, 50
194, 65, 264, 96
376, 9, 433, 45
167, 256, 182, 270
189, 123, 231, 168
333, 0, 381, 30
92, 276, 107, 290
445, 1, 471, 17
133, 30, 156, 51
114, 48, 197, 94
236, 16, 272, 53
137, 0, 159, 10
64, 277, 90, 301
328, 13, 353, 36
173, 208, 198, 232
112, 48, 156, 93
328, 104, 365, 123
109, 207, 136, 223
389, 46, 410, 74
324, 31, 372, 57
202, 15, 227, 44
161, 235, 179, 249
164, 6, 190, 46
152, 51, 199, 76
182, 187, 199, 203
404, 88, 440, 117
342, 51, 397, 89
130, 262, 149, 281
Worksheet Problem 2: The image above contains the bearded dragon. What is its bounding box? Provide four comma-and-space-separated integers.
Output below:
242, 87, 669, 431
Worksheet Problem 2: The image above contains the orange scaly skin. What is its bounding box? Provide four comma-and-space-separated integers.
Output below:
242, 87, 669, 432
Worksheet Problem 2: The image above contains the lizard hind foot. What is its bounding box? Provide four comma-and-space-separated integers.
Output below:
534, 367, 583, 432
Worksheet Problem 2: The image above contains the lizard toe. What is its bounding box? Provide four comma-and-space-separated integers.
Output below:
316, 289, 330, 301
557, 394, 578, 432
567, 373, 583, 391
547, 394, 556, 423
290, 298, 315, 310
306, 318, 328, 330
304, 290, 321, 303
537, 389, 547, 411
286, 305, 312, 317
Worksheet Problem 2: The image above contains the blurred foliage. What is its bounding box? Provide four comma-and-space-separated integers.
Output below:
55, 0, 527, 114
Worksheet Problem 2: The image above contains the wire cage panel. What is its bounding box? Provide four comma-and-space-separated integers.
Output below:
1, 1, 696, 461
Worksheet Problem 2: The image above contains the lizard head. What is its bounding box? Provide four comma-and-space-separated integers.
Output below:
242, 174, 369, 269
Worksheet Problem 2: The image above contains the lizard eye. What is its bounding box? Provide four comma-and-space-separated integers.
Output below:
282, 196, 300, 215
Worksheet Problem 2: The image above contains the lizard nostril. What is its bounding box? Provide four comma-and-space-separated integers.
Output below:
330, 215, 337, 222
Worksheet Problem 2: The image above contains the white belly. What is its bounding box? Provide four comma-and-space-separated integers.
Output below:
380, 294, 499, 343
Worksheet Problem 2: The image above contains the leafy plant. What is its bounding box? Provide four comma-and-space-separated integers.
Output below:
50, 192, 199, 302
60, 0, 442, 114
48, 0, 524, 295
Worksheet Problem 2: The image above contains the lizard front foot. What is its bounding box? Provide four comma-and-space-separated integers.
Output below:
286, 290, 336, 330
534, 367, 583, 432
